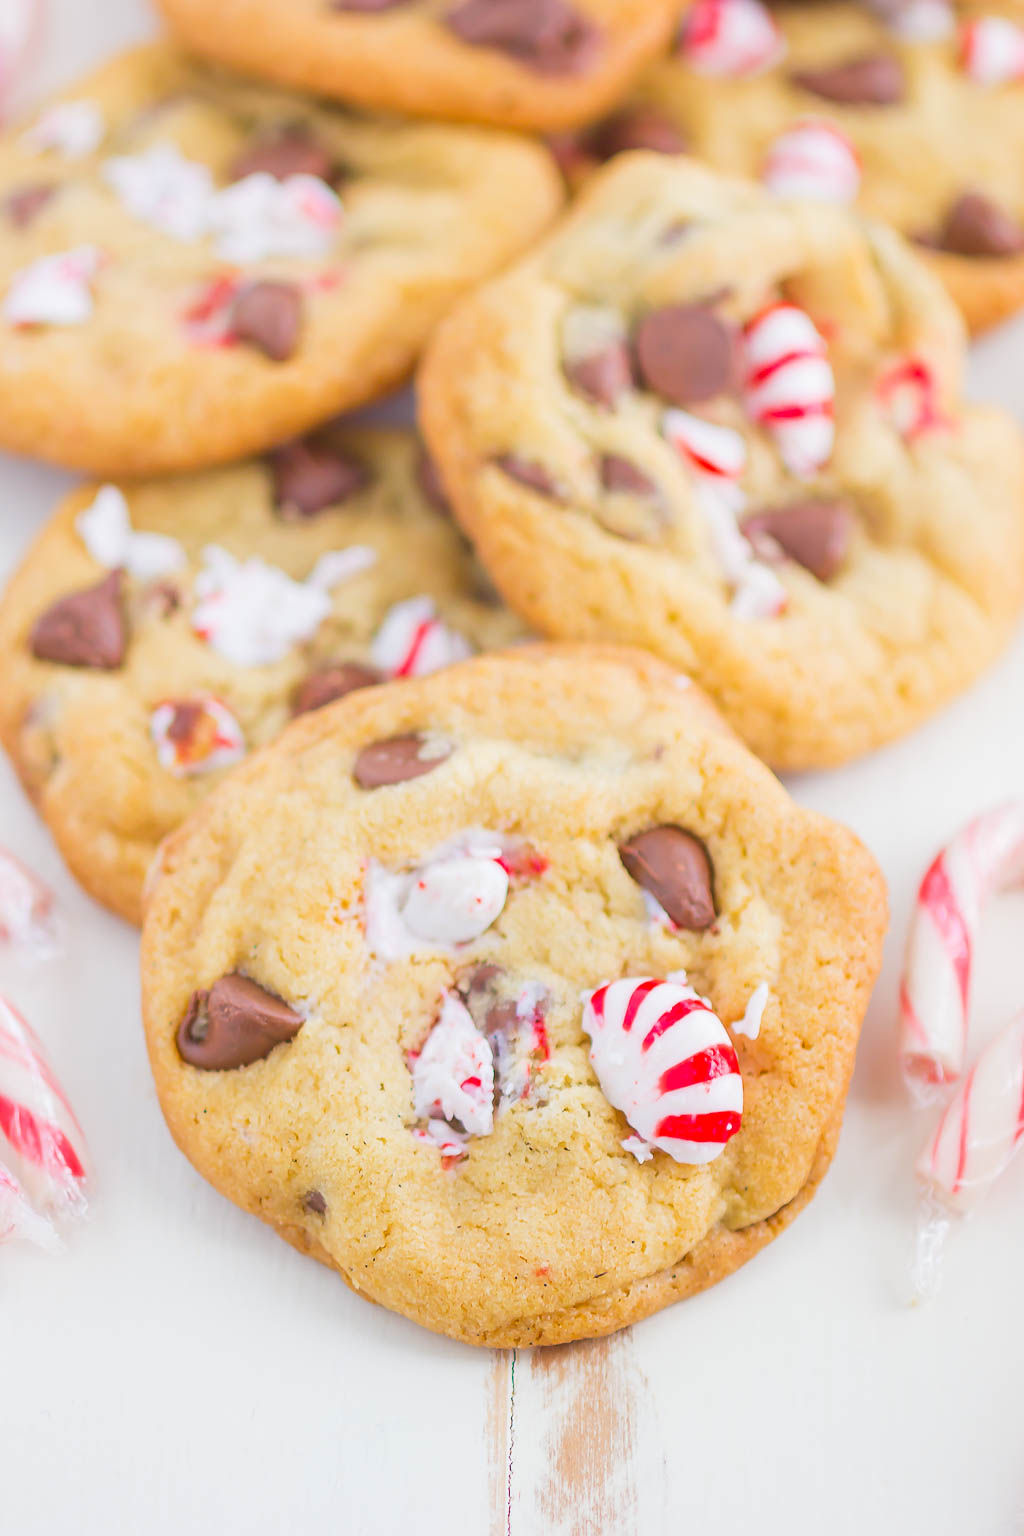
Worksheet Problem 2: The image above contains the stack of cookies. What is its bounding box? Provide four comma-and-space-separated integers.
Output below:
0, 0, 1021, 1345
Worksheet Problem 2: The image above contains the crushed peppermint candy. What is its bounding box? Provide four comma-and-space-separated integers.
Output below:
150, 697, 246, 777
3, 245, 100, 327
762, 118, 861, 205
191, 543, 374, 666
207, 172, 342, 263
742, 302, 836, 477
732, 981, 770, 1040
103, 143, 213, 243
76, 484, 187, 581
23, 100, 104, 159
679, 0, 784, 77
960, 16, 1024, 86
0, 848, 58, 961
411, 992, 495, 1139
370, 596, 474, 679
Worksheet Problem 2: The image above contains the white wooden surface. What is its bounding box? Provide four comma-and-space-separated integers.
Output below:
2, 6, 1023, 1532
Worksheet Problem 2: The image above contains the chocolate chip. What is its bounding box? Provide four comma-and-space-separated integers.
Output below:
565, 341, 633, 408
176, 973, 304, 1070
292, 661, 384, 715
230, 281, 302, 362
269, 438, 369, 518
619, 826, 716, 931
353, 732, 452, 788
495, 454, 559, 497
445, 0, 599, 74
600, 454, 657, 496
743, 499, 853, 582
229, 130, 335, 183
301, 1189, 327, 1218
633, 305, 735, 407
30, 571, 125, 670
937, 192, 1024, 259
165, 701, 205, 743
792, 53, 904, 105
415, 447, 451, 515
587, 107, 688, 161
6, 183, 56, 228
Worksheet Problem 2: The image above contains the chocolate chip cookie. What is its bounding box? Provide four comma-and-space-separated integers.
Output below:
419, 154, 1024, 769
0, 43, 562, 475
0, 427, 524, 924
565, 0, 1024, 331
155, 0, 681, 133
140, 645, 886, 1346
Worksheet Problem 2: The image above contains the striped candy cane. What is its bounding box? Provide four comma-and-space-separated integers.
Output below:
742, 303, 836, 477
0, 996, 88, 1222
917, 1009, 1024, 1209
900, 803, 1024, 1090
0, 1157, 59, 1249
581, 976, 744, 1164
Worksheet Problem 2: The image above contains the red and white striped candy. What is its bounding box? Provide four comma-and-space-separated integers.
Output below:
661, 407, 747, 487
876, 357, 949, 442
370, 596, 473, 679
742, 302, 835, 476
762, 118, 861, 205
581, 977, 743, 1164
679, 0, 783, 77
900, 802, 1024, 1089
0, 996, 88, 1222
917, 1008, 1024, 1209
960, 16, 1024, 86
0, 847, 55, 955
150, 697, 246, 778
0, 1157, 59, 1249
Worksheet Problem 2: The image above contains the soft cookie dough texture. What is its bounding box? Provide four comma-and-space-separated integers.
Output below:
141, 647, 886, 1347
611, 0, 1024, 332
0, 45, 562, 475
419, 155, 1024, 770
0, 428, 523, 925
155, 0, 682, 134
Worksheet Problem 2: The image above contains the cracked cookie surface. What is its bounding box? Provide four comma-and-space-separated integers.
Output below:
0, 44, 562, 475
140, 646, 885, 1347
419, 154, 1024, 770
0, 427, 524, 924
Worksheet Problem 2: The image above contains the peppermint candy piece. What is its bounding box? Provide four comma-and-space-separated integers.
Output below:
3, 245, 100, 327
916, 1008, 1024, 1209
401, 857, 510, 946
742, 303, 835, 476
23, 100, 104, 159
960, 16, 1024, 86
762, 118, 861, 205
0, 1160, 60, 1251
679, 0, 783, 77
207, 172, 342, 263
411, 992, 495, 1139
150, 698, 246, 777
0, 996, 89, 1223
885, 0, 953, 43
581, 976, 743, 1165
76, 484, 187, 581
661, 407, 746, 484
875, 356, 949, 441
103, 143, 213, 243
191, 543, 372, 666
370, 596, 474, 678
0, 847, 57, 959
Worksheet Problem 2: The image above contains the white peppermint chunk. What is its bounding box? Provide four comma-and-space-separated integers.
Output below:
207, 172, 342, 262
694, 482, 787, 621
23, 101, 104, 158
192, 546, 337, 666
733, 982, 770, 1040
76, 485, 187, 581
307, 545, 377, 591
4, 246, 100, 327
401, 857, 509, 947
103, 143, 214, 242
411, 993, 494, 1137
371, 596, 473, 678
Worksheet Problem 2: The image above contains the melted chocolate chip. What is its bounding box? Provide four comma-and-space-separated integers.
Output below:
600, 454, 657, 496
269, 438, 369, 518
619, 826, 716, 931
165, 701, 205, 743
937, 191, 1024, 259
565, 341, 633, 408
353, 732, 452, 788
791, 52, 904, 105
30, 571, 125, 670
6, 183, 56, 228
229, 130, 336, 184
176, 973, 304, 1070
445, 0, 599, 74
587, 107, 688, 161
301, 1189, 328, 1218
292, 661, 384, 715
230, 281, 302, 362
743, 499, 853, 582
415, 447, 452, 515
495, 454, 559, 497
633, 304, 735, 407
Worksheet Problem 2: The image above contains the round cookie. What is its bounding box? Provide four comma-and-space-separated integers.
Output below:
140, 645, 886, 1348
154, 0, 682, 134
0, 427, 525, 925
561, 0, 1024, 332
0, 44, 562, 476
418, 154, 1024, 770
